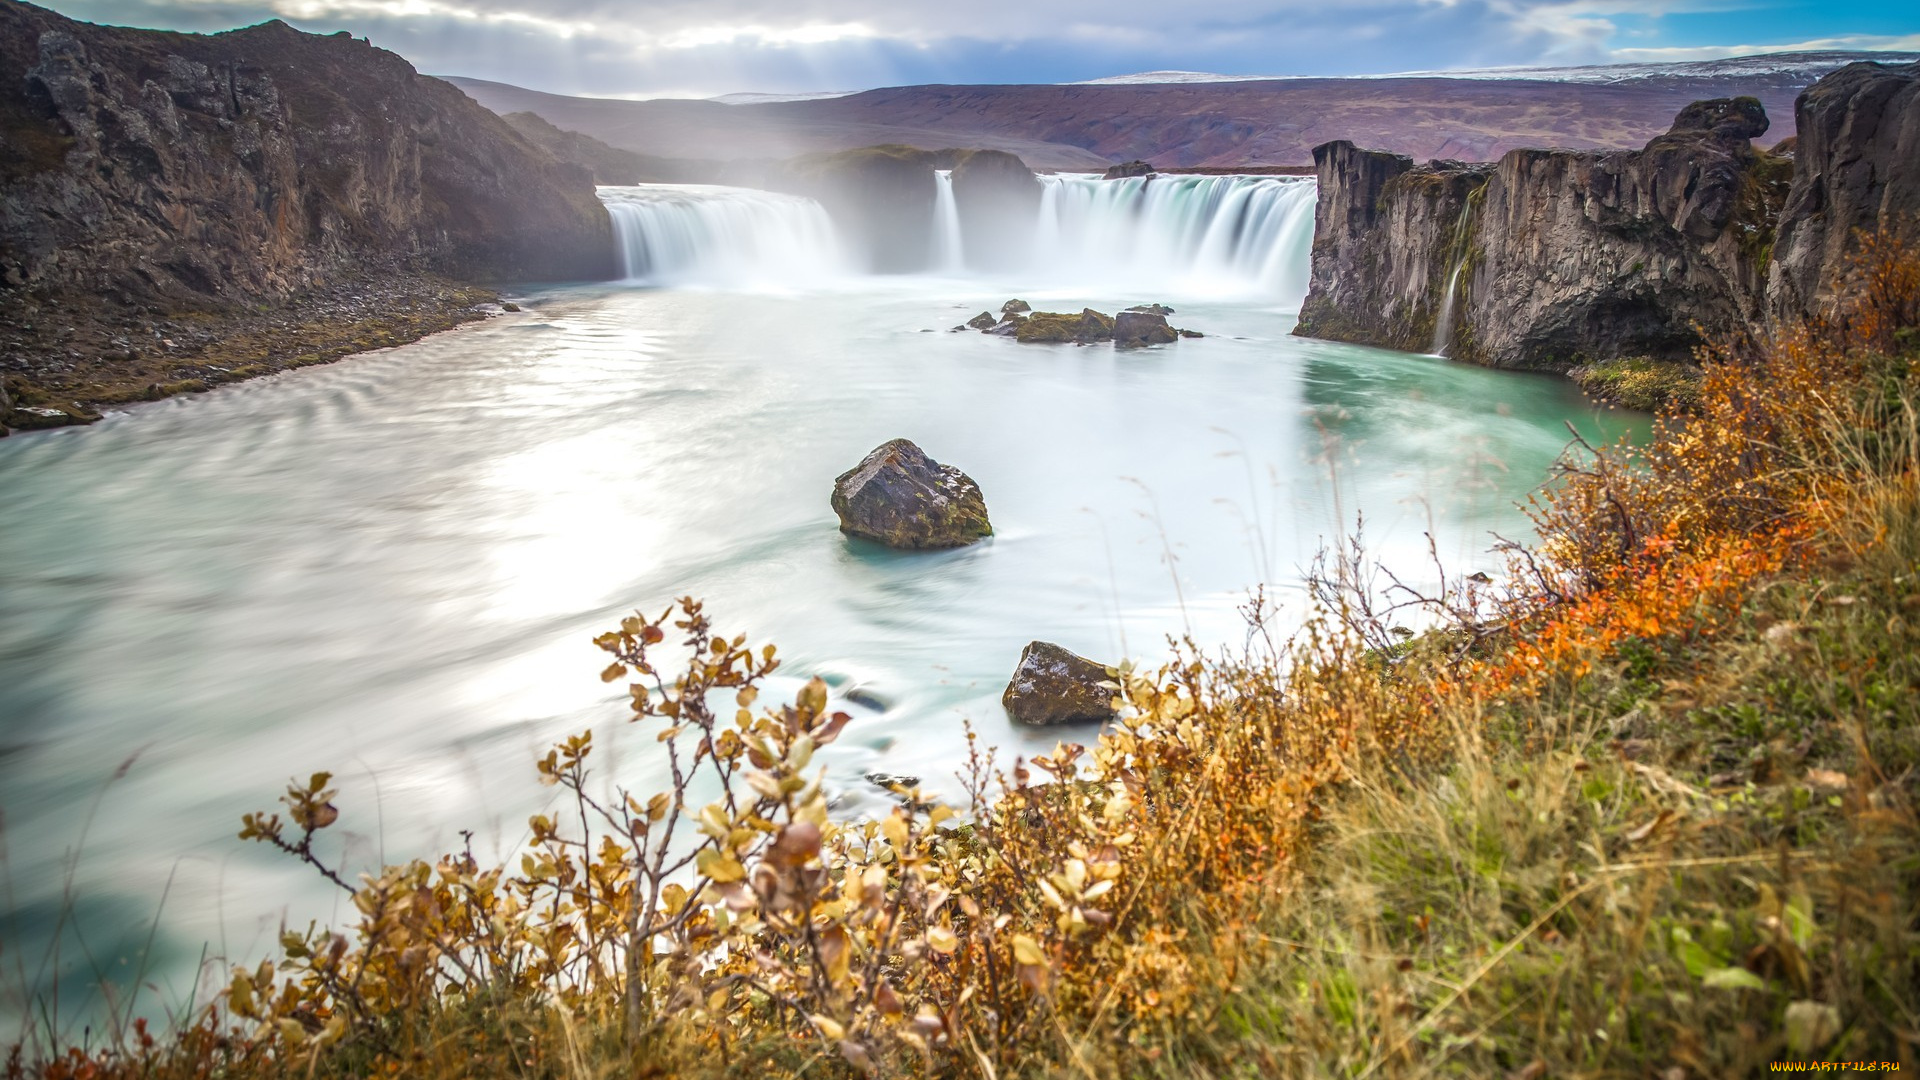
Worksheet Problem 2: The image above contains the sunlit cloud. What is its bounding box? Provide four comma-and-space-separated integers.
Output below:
31, 0, 1920, 97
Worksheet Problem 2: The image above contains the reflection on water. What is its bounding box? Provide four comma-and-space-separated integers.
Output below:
0, 280, 1642, 1028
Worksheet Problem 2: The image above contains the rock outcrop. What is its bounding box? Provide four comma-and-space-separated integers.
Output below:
1002, 641, 1118, 726
1104, 160, 1155, 179
831, 439, 993, 549
765, 145, 941, 273
1113, 309, 1177, 348
1015, 308, 1115, 344
764, 144, 1040, 274
0, 2, 615, 309
1295, 98, 1790, 368
949, 149, 1041, 272
1767, 61, 1920, 322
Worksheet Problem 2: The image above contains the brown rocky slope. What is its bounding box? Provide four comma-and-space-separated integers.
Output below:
0, 0, 615, 429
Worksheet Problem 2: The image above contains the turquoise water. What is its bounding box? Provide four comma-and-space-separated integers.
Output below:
0, 277, 1640, 1030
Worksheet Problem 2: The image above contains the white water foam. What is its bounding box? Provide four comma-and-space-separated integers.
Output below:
598, 174, 1319, 303
600, 184, 848, 288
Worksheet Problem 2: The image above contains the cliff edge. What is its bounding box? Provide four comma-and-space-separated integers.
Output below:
0, 0, 615, 426
1295, 97, 1787, 369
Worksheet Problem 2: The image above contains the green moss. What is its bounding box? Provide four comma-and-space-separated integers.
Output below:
1568, 355, 1704, 412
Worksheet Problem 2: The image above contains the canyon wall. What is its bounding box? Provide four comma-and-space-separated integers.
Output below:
0, 0, 614, 314
1296, 97, 1788, 369
1767, 62, 1920, 322
1297, 60, 1920, 370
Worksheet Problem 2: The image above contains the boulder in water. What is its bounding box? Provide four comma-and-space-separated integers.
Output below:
966, 310, 997, 330
985, 317, 1024, 336
1015, 308, 1114, 344
832, 438, 993, 549
1003, 641, 1118, 725
1002, 299, 1032, 314
1103, 160, 1156, 180
1123, 303, 1175, 315
1114, 310, 1178, 348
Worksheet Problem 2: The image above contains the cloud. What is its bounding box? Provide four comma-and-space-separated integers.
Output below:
32, 0, 1920, 97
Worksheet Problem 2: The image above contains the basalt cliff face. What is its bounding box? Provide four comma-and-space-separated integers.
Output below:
1296, 60, 1920, 371
0, 0, 613, 312
1767, 62, 1920, 322
1296, 97, 1789, 368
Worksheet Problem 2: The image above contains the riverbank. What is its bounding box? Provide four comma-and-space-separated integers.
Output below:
0, 275, 505, 433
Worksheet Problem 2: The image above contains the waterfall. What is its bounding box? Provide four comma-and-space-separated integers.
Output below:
1029, 175, 1319, 302
931, 170, 965, 273
599, 184, 847, 287
594, 175, 1318, 301
1429, 201, 1475, 356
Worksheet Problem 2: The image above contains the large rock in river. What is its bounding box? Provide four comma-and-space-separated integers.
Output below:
832, 439, 993, 549
1015, 308, 1114, 344
1114, 310, 1177, 348
1003, 641, 1118, 725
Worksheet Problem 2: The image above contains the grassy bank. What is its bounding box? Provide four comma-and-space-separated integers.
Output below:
7, 239, 1918, 1078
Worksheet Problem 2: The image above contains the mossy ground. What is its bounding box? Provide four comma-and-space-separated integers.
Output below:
1569, 355, 1706, 412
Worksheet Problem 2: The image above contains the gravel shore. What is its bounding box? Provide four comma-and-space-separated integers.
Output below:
1, 273, 506, 434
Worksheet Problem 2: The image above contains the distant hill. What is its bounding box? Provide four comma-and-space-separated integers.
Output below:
442, 52, 1912, 171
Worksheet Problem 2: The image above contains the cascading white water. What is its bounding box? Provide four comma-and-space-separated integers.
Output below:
595, 174, 1319, 302
1429, 200, 1476, 356
931, 170, 965, 273
599, 184, 847, 287
1031, 175, 1319, 302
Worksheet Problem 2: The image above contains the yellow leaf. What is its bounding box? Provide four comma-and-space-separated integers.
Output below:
926, 926, 960, 954
600, 662, 627, 684
881, 812, 910, 852
695, 848, 746, 883
811, 1015, 845, 1041
1011, 934, 1046, 966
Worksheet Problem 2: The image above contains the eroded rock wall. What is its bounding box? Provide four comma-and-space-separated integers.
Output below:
1767, 61, 1920, 322
0, 0, 614, 312
1296, 97, 1791, 369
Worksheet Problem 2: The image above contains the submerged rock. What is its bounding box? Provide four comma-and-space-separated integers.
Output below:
1123, 303, 1175, 315
1003, 641, 1118, 725
966, 310, 997, 329
831, 438, 993, 549
1113, 310, 1178, 348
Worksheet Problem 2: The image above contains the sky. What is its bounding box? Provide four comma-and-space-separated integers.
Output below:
32, 0, 1920, 99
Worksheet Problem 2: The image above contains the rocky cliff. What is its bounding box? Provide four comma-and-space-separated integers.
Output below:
1296, 97, 1788, 369
0, 0, 613, 312
1766, 61, 1920, 322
